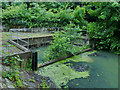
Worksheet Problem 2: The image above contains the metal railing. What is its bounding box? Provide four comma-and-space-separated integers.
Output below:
9, 27, 88, 49
9, 29, 29, 49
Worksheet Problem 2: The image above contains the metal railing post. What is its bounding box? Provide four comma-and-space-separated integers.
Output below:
31, 28, 33, 40
10, 30, 12, 40
27, 34, 29, 49
24, 27, 25, 32
17, 30, 18, 44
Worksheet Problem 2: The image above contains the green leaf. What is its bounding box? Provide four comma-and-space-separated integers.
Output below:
99, 15, 106, 19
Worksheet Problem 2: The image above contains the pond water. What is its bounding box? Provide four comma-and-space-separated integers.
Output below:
34, 47, 118, 88
32, 46, 49, 64
66, 51, 118, 88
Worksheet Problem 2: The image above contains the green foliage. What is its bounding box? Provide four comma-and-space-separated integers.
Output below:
2, 2, 119, 54
87, 2, 120, 54
22, 58, 32, 71
28, 77, 35, 83
56, 9, 73, 27
38, 78, 49, 88
2, 55, 24, 88
16, 79, 23, 88
46, 23, 86, 60
38, 2, 77, 12
73, 6, 87, 27
2, 2, 87, 28
2, 4, 27, 28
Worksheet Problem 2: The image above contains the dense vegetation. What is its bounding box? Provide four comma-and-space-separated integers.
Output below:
46, 23, 89, 60
87, 2, 120, 54
2, 2, 120, 56
2, 2, 86, 28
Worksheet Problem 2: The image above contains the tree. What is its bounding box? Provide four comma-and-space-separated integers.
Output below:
87, 2, 120, 54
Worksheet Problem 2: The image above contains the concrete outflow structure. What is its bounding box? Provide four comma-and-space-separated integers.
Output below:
3, 28, 91, 70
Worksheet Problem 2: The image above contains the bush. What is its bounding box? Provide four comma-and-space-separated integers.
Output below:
87, 2, 120, 54
2, 3, 87, 29
45, 23, 84, 60
2, 4, 27, 28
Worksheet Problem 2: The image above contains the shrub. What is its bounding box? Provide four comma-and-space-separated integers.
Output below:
45, 23, 84, 60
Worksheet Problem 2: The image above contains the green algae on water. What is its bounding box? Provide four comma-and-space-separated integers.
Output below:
60, 51, 95, 63
36, 50, 118, 88
65, 55, 94, 63
35, 51, 98, 88
36, 62, 89, 88
35, 51, 101, 88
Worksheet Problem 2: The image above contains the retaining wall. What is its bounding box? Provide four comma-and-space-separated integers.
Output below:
13, 35, 53, 49
1, 35, 54, 67
1, 51, 32, 66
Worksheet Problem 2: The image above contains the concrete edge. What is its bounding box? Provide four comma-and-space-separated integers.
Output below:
12, 34, 54, 41
1, 40, 32, 65
38, 48, 92, 68
1, 50, 32, 65
9, 40, 30, 52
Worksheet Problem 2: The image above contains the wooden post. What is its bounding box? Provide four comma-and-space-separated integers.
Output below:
32, 52, 37, 71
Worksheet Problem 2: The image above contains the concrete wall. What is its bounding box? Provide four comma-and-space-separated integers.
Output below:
1, 51, 32, 66
1, 35, 53, 67
1, 39, 32, 67
13, 35, 53, 49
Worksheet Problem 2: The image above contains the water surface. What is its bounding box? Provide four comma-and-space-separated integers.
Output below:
67, 51, 118, 88
32, 46, 49, 64
34, 49, 118, 88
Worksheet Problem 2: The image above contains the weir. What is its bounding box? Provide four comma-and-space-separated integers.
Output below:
6, 28, 92, 70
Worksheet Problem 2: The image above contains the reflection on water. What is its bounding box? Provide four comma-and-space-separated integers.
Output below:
34, 47, 118, 88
